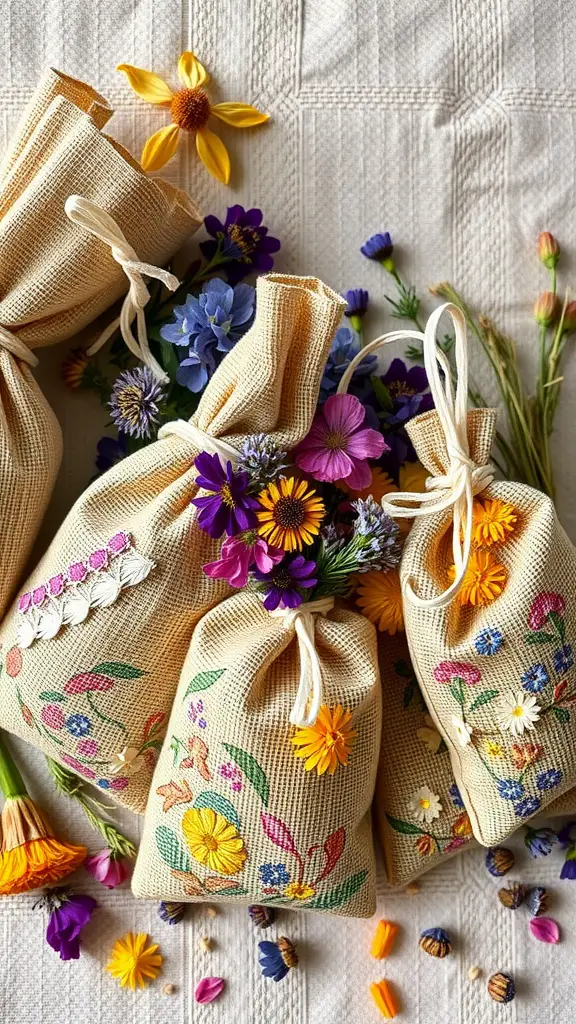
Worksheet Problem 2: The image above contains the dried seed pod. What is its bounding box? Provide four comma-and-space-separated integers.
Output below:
419, 927, 452, 958
248, 904, 276, 929
158, 901, 186, 925
485, 846, 515, 878
370, 920, 399, 959
525, 886, 549, 917
200, 935, 214, 952
498, 883, 525, 910
163, 983, 177, 996
488, 972, 515, 1003
405, 881, 420, 896
370, 979, 399, 1019
205, 905, 218, 918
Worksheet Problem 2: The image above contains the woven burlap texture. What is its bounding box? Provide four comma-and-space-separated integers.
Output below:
0, 67, 200, 618
400, 407, 576, 847
0, 275, 345, 813
132, 592, 381, 918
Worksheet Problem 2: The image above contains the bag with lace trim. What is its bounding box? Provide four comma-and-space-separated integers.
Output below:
0, 275, 344, 813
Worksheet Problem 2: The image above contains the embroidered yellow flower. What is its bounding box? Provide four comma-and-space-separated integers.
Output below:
106, 932, 162, 990
292, 704, 356, 776
257, 476, 325, 552
284, 881, 315, 900
415, 833, 437, 856
355, 568, 404, 634
451, 811, 472, 838
181, 807, 247, 875
471, 497, 518, 547
449, 550, 507, 606
117, 52, 269, 181
485, 739, 504, 758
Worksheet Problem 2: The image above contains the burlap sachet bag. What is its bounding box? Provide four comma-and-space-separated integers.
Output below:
131, 591, 381, 918
0, 67, 200, 617
0, 275, 345, 813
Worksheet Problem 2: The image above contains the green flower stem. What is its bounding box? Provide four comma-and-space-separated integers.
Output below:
472, 742, 504, 784
45, 757, 137, 859
0, 731, 27, 800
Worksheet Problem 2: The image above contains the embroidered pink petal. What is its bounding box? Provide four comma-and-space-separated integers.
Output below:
110, 776, 129, 790
32, 585, 47, 607
529, 916, 560, 944
89, 549, 108, 571
18, 592, 32, 613
195, 977, 225, 1004
68, 561, 87, 583
48, 574, 65, 596
63, 672, 115, 694
108, 531, 130, 554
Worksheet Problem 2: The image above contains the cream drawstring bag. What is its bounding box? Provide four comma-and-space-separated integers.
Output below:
343, 303, 576, 848
0, 67, 200, 618
0, 276, 345, 814
131, 588, 381, 918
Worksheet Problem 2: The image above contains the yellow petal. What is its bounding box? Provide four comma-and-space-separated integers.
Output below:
196, 126, 231, 182
116, 64, 173, 105
178, 51, 209, 89
141, 123, 181, 172
211, 102, 270, 128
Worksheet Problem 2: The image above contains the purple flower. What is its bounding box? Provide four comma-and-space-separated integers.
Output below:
95, 434, 127, 474
255, 555, 317, 611
524, 826, 558, 857
192, 452, 259, 538
380, 359, 433, 425
344, 289, 369, 319
38, 889, 97, 961
360, 231, 393, 262
109, 367, 166, 439
320, 327, 378, 402
558, 822, 576, 879
200, 206, 281, 284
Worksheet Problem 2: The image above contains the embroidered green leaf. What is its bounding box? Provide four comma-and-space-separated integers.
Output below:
207, 885, 248, 897
222, 743, 269, 807
468, 689, 500, 713
552, 706, 571, 724
525, 632, 556, 645
184, 669, 225, 696
449, 678, 465, 705
549, 611, 566, 640
155, 825, 192, 873
193, 791, 241, 830
38, 691, 67, 702
91, 662, 145, 679
305, 869, 368, 911
385, 813, 427, 836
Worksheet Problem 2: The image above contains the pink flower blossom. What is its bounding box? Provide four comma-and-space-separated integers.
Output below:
84, 848, 131, 888
32, 585, 47, 606
528, 591, 566, 630
61, 754, 96, 779
48, 574, 65, 597
433, 661, 481, 685
77, 738, 99, 757
64, 672, 115, 694
41, 704, 65, 729
294, 393, 386, 489
203, 533, 284, 588
68, 562, 87, 583
110, 776, 129, 790
18, 592, 32, 613
444, 837, 469, 854
88, 549, 108, 571
108, 532, 130, 554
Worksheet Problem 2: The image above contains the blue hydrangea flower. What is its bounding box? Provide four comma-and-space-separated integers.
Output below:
360, 231, 393, 261
320, 327, 377, 401
514, 796, 541, 818
449, 782, 464, 809
66, 714, 92, 738
553, 644, 574, 675
521, 663, 549, 693
497, 778, 524, 801
258, 863, 290, 887
474, 627, 503, 656
536, 768, 563, 791
524, 826, 558, 857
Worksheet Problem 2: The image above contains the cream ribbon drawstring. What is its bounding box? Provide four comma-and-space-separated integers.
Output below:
337, 303, 494, 609
270, 597, 335, 728
65, 195, 180, 384
0, 325, 38, 367
158, 419, 240, 467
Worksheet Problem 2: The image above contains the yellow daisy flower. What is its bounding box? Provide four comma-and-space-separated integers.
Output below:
340, 466, 398, 502
449, 550, 507, 607
398, 460, 429, 493
181, 807, 247, 875
257, 476, 325, 552
117, 52, 269, 181
485, 739, 504, 758
61, 347, 90, 390
471, 497, 517, 547
106, 932, 162, 990
284, 881, 316, 900
355, 568, 404, 634
292, 704, 356, 776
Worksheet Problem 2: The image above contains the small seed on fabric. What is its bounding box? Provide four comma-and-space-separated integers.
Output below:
468, 966, 481, 981
163, 983, 177, 996
200, 935, 214, 952
405, 881, 420, 896
205, 905, 218, 918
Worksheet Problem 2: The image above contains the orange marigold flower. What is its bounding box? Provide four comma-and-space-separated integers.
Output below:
398, 461, 429, 493
292, 704, 356, 776
0, 796, 86, 895
511, 742, 543, 771
450, 550, 507, 607
451, 811, 472, 838
415, 834, 437, 857
356, 568, 404, 634
471, 497, 517, 548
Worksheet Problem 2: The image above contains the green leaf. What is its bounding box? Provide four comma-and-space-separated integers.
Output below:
394, 659, 412, 679
552, 706, 571, 724
468, 689, 499, 713
155, 826, 192, 873
385, 813, 427, 836
222, 743, 269, 807
449, 680, 464, 705
306, 870, 368, 911
550, 611, 566, 640
184, 669, 225, 697
91, 662, 145, 679
525, 632, 555, 645
402, 682, 416, 709
193, 791, 241, 831
38, 691, 67, 702
370, 376, 393, 412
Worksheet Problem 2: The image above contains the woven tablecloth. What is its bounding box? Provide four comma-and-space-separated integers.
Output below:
2, 1, 576, 1022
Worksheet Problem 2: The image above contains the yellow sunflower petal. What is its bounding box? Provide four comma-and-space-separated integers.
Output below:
177, 51, 209, 89
211, 102, 269, 127
116, 64, 173, 105
141, 122, 181, 172
196, 126, 231, 183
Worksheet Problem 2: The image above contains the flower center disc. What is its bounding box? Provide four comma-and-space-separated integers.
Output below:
271, 567, 293, 589
274, 496, 306, 528
171, 88, 211, 131
227, 223, 260, 261
203, 835, 219, 851
324, 429, 346, 451
220, 483, 236, 508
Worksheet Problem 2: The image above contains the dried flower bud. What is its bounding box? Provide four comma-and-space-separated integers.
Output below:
563, 301, 576, 333
534, 290, 558, 327
405, 881, 420, 896
370, 979, 399, 1019
370, 920, 399, 959
163, 983, 177, 996
538, 231, 560, 269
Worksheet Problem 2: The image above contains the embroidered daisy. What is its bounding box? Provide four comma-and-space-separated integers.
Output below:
471, 497, 518, 547
407, 787, 442, 824
451, 715, 473, 747
417, 715, 443, 754
497, 692, 541, 737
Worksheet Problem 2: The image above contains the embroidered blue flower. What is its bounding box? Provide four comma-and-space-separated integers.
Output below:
514, 796, 541, 818
66, 714, 92, 738
97, 779, 111, 790
474, 627, 503, 656
449, 782, 464, 810
536, 768, 563, 791
497, 778, 524, 801
553, 644, 574, 675
521, 663, 549, 693
259, 863, 290, 887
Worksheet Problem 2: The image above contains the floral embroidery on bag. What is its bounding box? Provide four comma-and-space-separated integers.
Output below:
386, 781, 473, 858
15, 532, 155, 649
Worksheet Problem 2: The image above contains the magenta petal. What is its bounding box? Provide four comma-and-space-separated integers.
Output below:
342, 458, 372, 490
195, 977, 225, 1004
107, 531, 130, 554
48, 574, 65, 597
345, 426, 386, 460
68, 562, 87, 583
32, 585, 47, 606
18, 592, 32, 613
322, 393, 366, 433
89, 549, 108, 571
529, 916, 560, 943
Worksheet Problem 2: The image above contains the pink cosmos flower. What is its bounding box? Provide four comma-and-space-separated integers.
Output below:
433, 661, 481, 685
294, 393, 386, 489
84, 848, 132, 888
64, 672, 115, 694
528, 591, 566, 630
203, 533, 284, 588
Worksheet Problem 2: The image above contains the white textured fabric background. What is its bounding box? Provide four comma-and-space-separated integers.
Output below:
2, 1, 576, 1022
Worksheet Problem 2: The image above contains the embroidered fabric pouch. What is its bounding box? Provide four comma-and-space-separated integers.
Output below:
0, 67, 200, 618
0, 275, 345, 813
131, 592, 381, 918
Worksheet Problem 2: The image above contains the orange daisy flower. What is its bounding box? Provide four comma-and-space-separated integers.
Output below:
356, 568, 404, 634
449, 550, 507, 607
471, 497, 517, 547
292, 705, 356, 776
